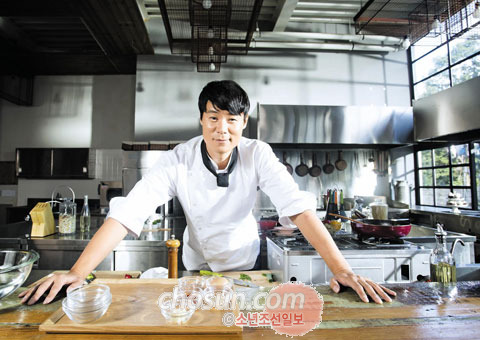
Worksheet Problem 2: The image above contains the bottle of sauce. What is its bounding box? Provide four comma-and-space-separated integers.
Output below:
166, 235, 180, 279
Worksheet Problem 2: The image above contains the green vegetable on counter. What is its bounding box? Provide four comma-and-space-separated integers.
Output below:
239, 273, 252, 281
200, 270, 223, 277
262, 273, 274, 283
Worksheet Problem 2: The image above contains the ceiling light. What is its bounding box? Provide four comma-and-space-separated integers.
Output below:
202, 0, 212, 10
207, 27, 214, 39
473, 1, 480, 19
209, 62, 215, 71
401, 37, 410, 49
432, 17, 441, 30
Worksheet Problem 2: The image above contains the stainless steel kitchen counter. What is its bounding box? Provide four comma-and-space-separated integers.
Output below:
0, 216, 187, 271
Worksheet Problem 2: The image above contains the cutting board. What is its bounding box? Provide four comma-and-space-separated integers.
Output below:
39, 279, 242, 334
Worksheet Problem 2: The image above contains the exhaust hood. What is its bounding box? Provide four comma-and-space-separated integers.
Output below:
255, 104, 413, 145
413, 76, 480, 141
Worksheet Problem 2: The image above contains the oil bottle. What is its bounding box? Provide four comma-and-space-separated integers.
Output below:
430, 223, 456, 283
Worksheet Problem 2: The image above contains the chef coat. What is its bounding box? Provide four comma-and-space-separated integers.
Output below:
108, 136, 316, 272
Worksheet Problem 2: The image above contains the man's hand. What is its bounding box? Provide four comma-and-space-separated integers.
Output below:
18, 271, 84, 305
330, 269, 397, 304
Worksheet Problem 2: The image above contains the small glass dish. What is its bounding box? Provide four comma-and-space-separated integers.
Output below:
205, 276, 233, 290
158, 296, 195, 324
174, 285, 204, 299
62, 284, 112, 323
203, 286, 235, 310
178, 276, 206, 290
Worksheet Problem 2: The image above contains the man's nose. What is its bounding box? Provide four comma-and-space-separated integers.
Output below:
216, 118, 228, 133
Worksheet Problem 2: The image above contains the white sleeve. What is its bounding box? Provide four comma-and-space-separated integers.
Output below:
107, 150, 178, 237
255, 142, 317, 227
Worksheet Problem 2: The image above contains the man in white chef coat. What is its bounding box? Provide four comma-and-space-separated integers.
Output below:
20, 80, 395, 305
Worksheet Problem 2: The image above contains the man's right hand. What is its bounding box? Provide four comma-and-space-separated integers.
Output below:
18, 271, 85, 305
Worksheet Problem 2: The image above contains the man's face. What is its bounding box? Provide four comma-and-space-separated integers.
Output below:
200, 100, 248, 155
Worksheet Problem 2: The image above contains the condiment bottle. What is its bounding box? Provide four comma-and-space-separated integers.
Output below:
430, 223, 456, 283
166, 235, 180, 279
80, 195, 91, 232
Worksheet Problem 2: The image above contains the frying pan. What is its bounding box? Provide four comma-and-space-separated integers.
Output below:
323, 152, 334, 174
295, 153, 309, 177
335, 151, 347, 171
282, 152, 293, 175
351, 218, 411, 239
329, 213, 411, 239
309, 152, 322, 177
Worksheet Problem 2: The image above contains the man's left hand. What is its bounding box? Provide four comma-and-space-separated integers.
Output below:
330, 270, 397, 304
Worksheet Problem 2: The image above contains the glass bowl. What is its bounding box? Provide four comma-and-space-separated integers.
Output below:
0, 249, 39, 299
65, 284, 111, 309
178, 276, 205, 290
203, 286, 235, 310
158, 296, 195, 324
205, 276, 233, 290
63, 294, 111, 323
62, 284, 112, 323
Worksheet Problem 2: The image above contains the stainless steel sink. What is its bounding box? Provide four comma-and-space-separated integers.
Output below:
402, 225, 476, 266
456, 264, 480, 281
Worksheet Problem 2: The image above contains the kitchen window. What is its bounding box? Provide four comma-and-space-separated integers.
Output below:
415, 143, 479, 210
410, 3, 480, 100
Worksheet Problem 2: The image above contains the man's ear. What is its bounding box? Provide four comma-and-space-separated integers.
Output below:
242, 114, 249, 129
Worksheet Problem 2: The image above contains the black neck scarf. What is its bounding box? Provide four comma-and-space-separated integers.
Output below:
200, 140, 238, 187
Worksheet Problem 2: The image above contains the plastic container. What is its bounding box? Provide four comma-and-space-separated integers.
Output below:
62, 284, 112, 323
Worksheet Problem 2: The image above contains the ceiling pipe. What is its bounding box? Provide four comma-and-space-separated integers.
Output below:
257, 31, 403, 45
233, 41, 400, 52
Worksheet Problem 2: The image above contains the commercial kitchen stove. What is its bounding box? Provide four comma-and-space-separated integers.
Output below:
266, 231, 431, 284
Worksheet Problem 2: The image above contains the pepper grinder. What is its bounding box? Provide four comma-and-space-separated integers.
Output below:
166, 234, 180, 278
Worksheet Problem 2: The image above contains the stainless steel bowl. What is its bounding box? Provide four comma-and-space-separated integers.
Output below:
0, 249, 39, 299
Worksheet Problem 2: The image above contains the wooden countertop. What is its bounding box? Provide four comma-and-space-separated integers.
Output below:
2, 271, 480, 339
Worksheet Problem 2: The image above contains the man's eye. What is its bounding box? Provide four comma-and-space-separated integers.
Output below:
210, 117, 217, 121
229, 118, 237, 122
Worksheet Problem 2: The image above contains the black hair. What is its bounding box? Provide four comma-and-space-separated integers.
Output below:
198, 80, 250, 119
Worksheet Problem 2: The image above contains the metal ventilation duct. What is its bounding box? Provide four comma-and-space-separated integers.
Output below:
157, 0, 263, 72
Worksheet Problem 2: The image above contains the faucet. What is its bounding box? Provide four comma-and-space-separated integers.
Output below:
450, 238, 465, 257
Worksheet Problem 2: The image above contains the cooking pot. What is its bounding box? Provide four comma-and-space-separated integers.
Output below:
351, 218, 411, 239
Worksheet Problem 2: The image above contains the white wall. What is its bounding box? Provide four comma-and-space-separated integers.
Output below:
134, 51, 411, 141
0, 75, 135, 205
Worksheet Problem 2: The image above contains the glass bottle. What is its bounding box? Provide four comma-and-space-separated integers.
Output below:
430, 223, 456, 283
80, 195, 91, 232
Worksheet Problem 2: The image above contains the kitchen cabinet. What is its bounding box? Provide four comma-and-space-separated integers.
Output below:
16, 148, 91, 179
52, 148, 89, 178
15, 148, 51, 178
